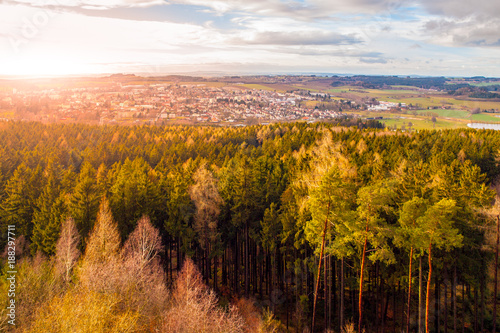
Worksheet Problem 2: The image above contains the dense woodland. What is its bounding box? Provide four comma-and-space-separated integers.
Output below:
0, 120, 499, 332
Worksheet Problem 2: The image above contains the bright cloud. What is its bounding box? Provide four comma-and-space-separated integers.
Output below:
5, 0, 165, 9
0, 0, 499, 76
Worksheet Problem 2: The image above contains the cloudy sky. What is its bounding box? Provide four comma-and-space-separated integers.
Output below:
1, 0, 500, 76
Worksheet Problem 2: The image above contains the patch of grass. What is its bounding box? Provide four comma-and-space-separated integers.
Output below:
381, 117, 465, 130
415, 109, 500, 122
416, 109, 470, 119
469, 82, 500, 87
471, 113, 500, 122
346, 110, 470, 130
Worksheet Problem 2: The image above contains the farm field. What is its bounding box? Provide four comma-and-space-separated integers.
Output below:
416, 109, 500, 122
344, 110, 485, 130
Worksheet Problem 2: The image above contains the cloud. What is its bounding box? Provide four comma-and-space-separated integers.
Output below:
418, 0, 500, 19
4, 0, 165, 10
168, 0, 405, 20
360, 57, 388, 64
236, 30, 361, 46
424, 18, 500, 47
276, 48, 383, 58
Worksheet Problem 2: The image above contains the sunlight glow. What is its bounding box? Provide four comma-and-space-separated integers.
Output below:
1, 54, 98, 77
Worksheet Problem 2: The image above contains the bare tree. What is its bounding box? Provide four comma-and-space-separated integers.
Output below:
122, 215, 163, 268
55, 217, 80, 282
163, 258, 244, 333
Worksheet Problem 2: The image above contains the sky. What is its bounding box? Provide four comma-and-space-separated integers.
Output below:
1, 0, 500, 77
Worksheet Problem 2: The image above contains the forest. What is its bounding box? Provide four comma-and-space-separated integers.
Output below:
0, 120, 499, 332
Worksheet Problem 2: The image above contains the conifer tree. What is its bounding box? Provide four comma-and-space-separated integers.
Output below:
354, 179, 398, 332
396, 196, 429, 333
68, 161, 100, 241
189, 162, 223, 281
79, 198, 121, 291
0, 163, 41, 242
418, 199, 462, 333
31, 160, 66, 255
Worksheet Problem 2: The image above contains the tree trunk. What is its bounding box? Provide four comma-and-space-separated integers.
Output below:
235, 235, 239, 293
213, 253, 218, 292
480, 275, 484, 333
312, 201, 330, 331
407, 247, 414, 333
359, 226, 369, 332
435, 271, 439, 333
493, 215, 499, 333
324, 253, 328, 331
474, 286, 478, 333
329, 255, 333, 329
426, 243, 432, 333
453, 265, 457, 333
419, 256, 423, 333
341, 258, 345, 331
444, 275, 448, 333
376, 262, 380, 332
245, 221, 249, 296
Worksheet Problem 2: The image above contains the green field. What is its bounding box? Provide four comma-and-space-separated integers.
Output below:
416, 109, 500, 122
326, 85, 500, 113
468, 82, 500, 87
345, 108, 500, 131
380, 117, 464, 130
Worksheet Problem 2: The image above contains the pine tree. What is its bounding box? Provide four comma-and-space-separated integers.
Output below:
418, 199, 462, 333
68, 161, 100, 242
31, 161, 66, 255
396, 196, 429, 333
1, 164, 41, 242
79, 198, 122, 291
354, 179, 398, 332
189, 162, 223, 282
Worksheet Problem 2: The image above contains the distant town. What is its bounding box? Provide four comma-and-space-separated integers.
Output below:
1, 74, 499, 129
0, 76, 358, 125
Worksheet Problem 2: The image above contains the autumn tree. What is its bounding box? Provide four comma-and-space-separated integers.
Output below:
122, 215, 163, 268
121, 215, 168, 321
189, 162, 223, 283
163, 258, 244, 333
78, 198, 121, 292
55, 217, 81, 283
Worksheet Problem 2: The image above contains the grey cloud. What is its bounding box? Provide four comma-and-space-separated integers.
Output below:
419, 0, 500, 19
237, 31, 361, 46
4, 0, 165, 10
360, 57, 388, 64
170, 0, 406, 21
275, 48, 383, 58
424, 18, 500, 47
